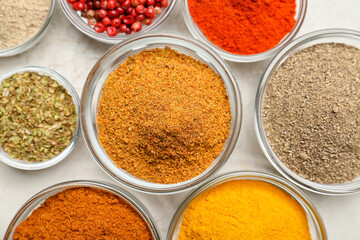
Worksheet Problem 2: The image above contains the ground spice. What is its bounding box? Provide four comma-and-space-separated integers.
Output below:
0, 72, 77, 162
97, 47, 231, 184
13, 187, 153, 239
188, 0, 296, 55
178, 180, 311, 240
0, 0, 51, 49
263, 43, 360, 184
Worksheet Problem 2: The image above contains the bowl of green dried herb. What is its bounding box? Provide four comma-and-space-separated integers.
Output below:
0, 66, 81, 170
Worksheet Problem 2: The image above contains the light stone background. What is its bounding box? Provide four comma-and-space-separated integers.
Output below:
1, 0, 360, 239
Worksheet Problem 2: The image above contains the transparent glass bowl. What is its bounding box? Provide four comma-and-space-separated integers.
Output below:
255, 29, 360, 195
81, 32, 242, 194
182, 0, 307, 62
0, 0, 55, 57
4, 180, 160, 239
58, 0, 177, 44
167, 171, 327, 240
0, 66, 81, 170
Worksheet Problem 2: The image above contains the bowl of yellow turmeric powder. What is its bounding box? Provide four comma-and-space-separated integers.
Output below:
81, 32, 242, 194
167, 171, 327, 240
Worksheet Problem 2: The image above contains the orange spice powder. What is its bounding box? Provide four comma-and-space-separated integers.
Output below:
188, 0, 297, 55
96, 47, 231, 184
13, 187, 153, 239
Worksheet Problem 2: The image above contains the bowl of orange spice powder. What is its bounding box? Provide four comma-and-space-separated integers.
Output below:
167, 171, 327, 240
183, 0, 307, 62
81, 32, 242, 194
4, 180, 160, 239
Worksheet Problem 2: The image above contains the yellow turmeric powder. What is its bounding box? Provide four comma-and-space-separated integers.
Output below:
178, 180, 312, 240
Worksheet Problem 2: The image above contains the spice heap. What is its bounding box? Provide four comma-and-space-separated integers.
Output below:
0, 72, 77, 162
188, 0, 296, 55
97, 47, 231, 184
0, 0, 51, 49
263, 43, 360, 184
13, 187, 153, 239
68, 0, 168, 36
178, 180, 311, 240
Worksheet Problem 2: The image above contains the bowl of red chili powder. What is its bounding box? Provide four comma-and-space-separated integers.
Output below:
4, 180, 160, 239
183, 0, 307, 62
81, 32, 242, 194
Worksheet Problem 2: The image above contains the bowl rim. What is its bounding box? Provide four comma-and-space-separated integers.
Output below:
81, 32, 242, 194
0, 0, 55, 57
0, 66, 81, 170
182, 0, 307, 62
3, 180, 160, 240
255, 28, 360, 195
166, 170, 327, 240
58, 0, 178, 44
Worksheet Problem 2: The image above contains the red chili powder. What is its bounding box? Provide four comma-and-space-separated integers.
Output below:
13, 187, 153, 239
188, 0, 297, 55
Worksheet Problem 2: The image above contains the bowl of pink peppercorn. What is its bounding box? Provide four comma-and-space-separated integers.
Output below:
58, 0, 176, 43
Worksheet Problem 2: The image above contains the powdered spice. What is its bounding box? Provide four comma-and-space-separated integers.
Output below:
188, 0, 296, 55
97, 47, 231, 184
13, 187, 153, 239
178, 180, 311, 240
0, 0, 51, 49
263, 43, 360, 184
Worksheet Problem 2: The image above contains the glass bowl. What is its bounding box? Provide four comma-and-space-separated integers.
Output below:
255, 29, 360, 195
167, 171, 327, 240
58, 0, 177, 44
4, 180, 160, 239
0, 0, 55, 57
0, 66, 81, 170
182, 0, 307, 62
81, 32, 242, 194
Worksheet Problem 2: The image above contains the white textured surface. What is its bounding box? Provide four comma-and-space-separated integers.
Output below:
1, 1, 360, 239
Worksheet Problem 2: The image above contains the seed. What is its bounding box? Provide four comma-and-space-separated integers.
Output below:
86, 9, 95, 18
106, 26, 118, 36
131, 21, 142, 32
102, 16, 112, 26
145, 6, 154, 17
136, 4, 146, 14
94, 22, 106, 32
111, 17, 121, 27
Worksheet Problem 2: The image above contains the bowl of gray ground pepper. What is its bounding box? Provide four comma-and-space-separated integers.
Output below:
255, 29, 360, 195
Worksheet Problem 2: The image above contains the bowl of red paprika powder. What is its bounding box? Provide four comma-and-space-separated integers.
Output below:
81, 32, 242, 194
183, 0, 307, 62
4, 180, 160, 239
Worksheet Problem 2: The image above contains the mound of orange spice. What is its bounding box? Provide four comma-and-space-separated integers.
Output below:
13, 187, 153, 239
188, 0, 296, 55
97, 47, 231, 184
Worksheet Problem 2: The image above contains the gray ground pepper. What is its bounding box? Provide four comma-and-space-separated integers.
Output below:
263, 43, 360, 184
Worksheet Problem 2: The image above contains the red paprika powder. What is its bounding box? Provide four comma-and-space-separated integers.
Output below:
188, 0, 296, 55
13, 187, 153, 239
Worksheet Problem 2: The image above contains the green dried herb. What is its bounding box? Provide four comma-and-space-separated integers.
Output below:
0, 72, 77, 162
